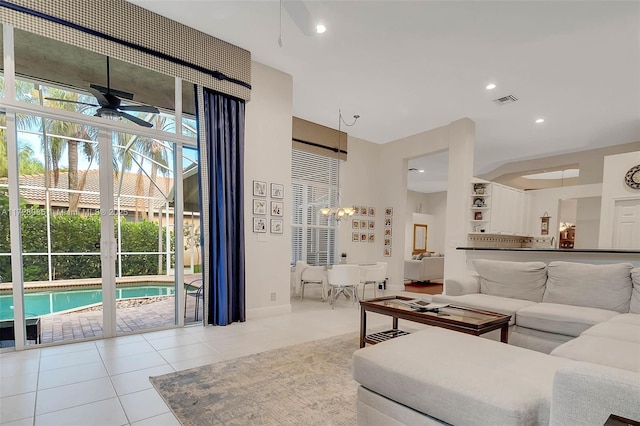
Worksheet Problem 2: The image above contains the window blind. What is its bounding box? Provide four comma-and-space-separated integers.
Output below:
291, 149, 339, 266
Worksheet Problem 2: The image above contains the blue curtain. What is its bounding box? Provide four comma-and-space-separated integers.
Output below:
202, 89, 246, 325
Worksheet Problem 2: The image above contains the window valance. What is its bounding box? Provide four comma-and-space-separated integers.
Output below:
292, 116, 348, 160
0, 0, 252, 101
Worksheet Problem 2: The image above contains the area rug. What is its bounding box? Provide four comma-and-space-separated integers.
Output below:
150, 332, 361, 425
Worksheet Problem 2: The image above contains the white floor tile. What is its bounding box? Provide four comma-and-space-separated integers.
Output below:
110, 365, 175, 396
34, 397, 128, 426
0, 392, 36, 424
0, 357, 40, 378
130, 411, 180, 426
169, 351, 225, 371
38, 348, 102, 372
94, 333, 146, 348
0, 372, 38, 398
145, 333, 200, 351
97, 340, 157, 360
38, 361, 108, 390
39, 341, 97, 357
102, 351, 168, 376
0, 416, 33, 426
118, 388, 170, 423
35, 377, 116, 415
157, 342, 221, 364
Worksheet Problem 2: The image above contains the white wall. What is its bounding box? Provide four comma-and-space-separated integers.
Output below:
375, 118, 475, 290
405, 190, 447, 256
527, 184, 603, 245
339, 136, 384, 264
598, 151, 640, 248
244, 61, 293, 318
575, 197, 601, 248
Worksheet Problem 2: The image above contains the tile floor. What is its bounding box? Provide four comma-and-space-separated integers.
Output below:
0, 292, 422, 426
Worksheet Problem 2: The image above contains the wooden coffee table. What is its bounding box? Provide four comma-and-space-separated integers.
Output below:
359, 295, 511, 347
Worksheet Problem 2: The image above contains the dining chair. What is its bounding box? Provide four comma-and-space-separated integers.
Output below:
296, 261, 328, 301
359, 262, 387, 299
327, 264, 361, 309
184, 278, 203, 321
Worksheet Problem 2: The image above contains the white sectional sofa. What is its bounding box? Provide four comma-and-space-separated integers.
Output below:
352, 260, 640, 425
404, 255, 444, 282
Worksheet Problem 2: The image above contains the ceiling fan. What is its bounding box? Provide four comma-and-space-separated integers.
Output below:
45, 57, 159, 128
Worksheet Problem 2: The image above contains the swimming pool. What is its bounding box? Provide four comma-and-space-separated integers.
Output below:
0, 284, 176, 320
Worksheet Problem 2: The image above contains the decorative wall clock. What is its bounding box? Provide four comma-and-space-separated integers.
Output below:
624, 164, 640, 189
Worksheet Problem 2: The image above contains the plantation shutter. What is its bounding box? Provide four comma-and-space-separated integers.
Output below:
291, 149, 338, 266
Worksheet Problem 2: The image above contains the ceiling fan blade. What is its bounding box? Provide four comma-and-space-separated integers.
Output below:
87, 87, 111, 107
119, 111, 154, 128
89, 84, 134, 101
283, 1, 315, 36
118, 104, 160, 114
44, 97, 99, 107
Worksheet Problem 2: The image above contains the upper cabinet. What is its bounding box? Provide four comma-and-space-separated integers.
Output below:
469, 182, 531, 236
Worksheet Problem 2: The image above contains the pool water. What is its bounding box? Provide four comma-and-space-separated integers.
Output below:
0, 284, 175, 320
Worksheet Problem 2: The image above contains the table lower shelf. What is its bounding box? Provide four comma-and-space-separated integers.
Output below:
364, 329, 411, 344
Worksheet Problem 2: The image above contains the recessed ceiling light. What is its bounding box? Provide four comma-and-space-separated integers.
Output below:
316, 24, 326, 34
535, 118, 545, 124
486, 83, 496, 90
419, 169, 425, 173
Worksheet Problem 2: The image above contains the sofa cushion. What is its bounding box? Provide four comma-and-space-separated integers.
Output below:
516, 303, 618, 337
608, 313, 640, 326
631, 268, 640, 314
473, 259, 547, 302
432, 293, 535, 326
352, 327, 574, 426
543, 261, 633, 313
550, 335, 640, 373
582, 321, 640, 344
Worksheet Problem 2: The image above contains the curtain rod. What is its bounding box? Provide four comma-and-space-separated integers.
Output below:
0, 0, 251, 90
293, 138, 347, 155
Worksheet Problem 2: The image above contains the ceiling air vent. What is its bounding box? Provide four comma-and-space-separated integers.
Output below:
493, 95, 519, 106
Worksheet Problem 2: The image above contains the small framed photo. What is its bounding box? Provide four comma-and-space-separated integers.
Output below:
368, 220, 375, 230
384, 237, 392, 247
383, 247, 392, 257
271, 183, 284, 199
253, 217, 267, 233
385, 207, 393, 217
384, 218, 392, 227
384, 227, 392, 237
270, 219, 283, 234
352, 219, 360, 229
368, 207, 376, 216
353, 206, 360, 215
271, 201, 283, 216
360, 220, 367, 229
474, 211, 483, 220
352, 232, 360, 242
253, 199, 267, 215
368, 233, 375, 243
360, 232, 368, 242
361, 206, 368, 216
253, 180, 267, 197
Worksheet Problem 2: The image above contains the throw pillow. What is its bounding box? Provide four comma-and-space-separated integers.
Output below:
543, 262, 633, 313
411, 255, 419, 260
473, 259, 547, 302
630, 268, 640, 314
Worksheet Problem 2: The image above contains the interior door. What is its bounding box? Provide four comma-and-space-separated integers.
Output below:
612, 199, 640, 249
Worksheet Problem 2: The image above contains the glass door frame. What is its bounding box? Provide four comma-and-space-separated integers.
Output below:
2, 24, 193, 349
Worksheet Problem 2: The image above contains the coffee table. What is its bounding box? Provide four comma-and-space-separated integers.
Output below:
359, 295, 511, 347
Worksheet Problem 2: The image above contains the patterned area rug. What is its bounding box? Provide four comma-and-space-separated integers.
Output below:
150, 333, 361, 425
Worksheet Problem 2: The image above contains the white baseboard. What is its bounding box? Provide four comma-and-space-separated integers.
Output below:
246, 303, 292, 319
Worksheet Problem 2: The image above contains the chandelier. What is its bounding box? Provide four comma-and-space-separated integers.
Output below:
321, 109, 359, 222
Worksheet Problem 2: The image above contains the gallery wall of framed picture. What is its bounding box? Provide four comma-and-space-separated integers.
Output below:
351, 205, 376, 244
383, 207, 393, 257
253, 180, 284, 234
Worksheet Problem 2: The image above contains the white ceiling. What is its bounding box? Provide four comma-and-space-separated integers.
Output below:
129, 0, 640, 192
